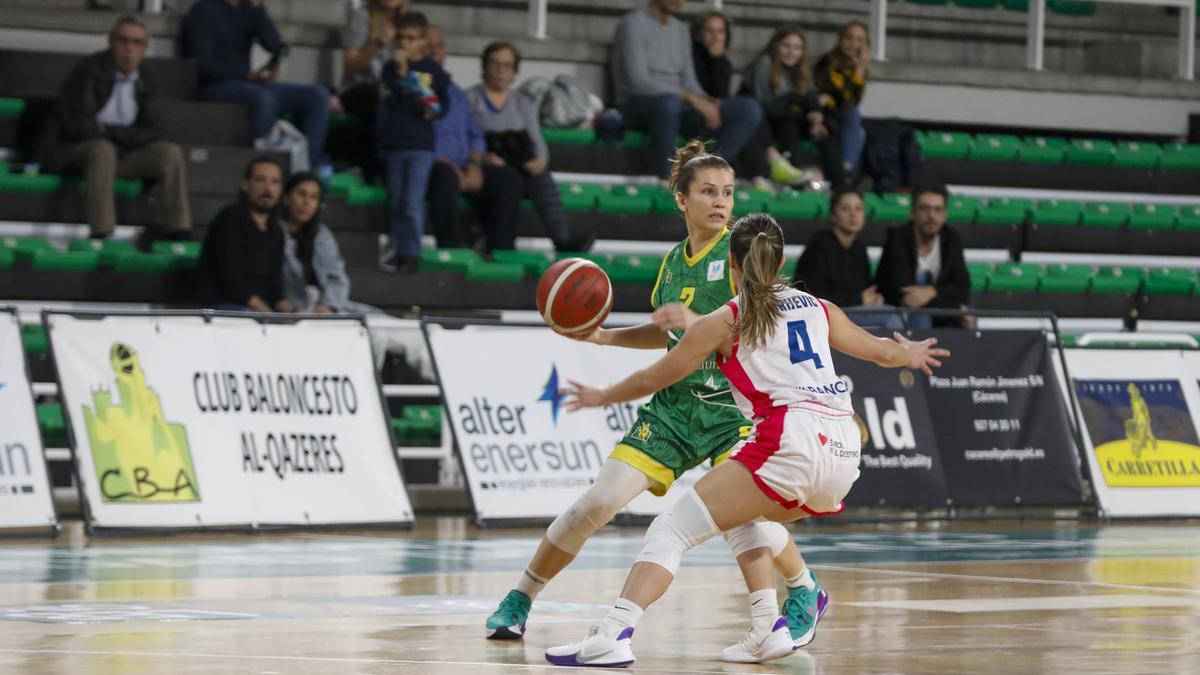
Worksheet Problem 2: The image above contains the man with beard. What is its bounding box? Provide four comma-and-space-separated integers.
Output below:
874, 183, 971, 329
198, 157, 297, 312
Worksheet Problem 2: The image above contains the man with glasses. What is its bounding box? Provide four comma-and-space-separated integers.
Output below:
874, 184, 972, 329
42, 16, 191, 242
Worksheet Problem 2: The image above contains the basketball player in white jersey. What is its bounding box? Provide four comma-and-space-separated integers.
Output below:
545, 212, 949, 667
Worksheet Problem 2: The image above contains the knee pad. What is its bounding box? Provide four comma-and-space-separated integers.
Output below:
723, 521, 791, 559
635, 490, 721, 577
546, 487, 626, 556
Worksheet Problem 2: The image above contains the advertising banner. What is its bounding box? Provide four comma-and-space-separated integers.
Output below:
425, 324, 712, 524
0, 308, 57, 532
837, 329, 1082, 508
1063, 349, 1200, 517
48, 313, 413, 529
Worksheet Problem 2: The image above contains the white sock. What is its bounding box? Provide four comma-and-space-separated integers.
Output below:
785, 567, 815, 590
515, 568, 548, 600
602, 597, 644, 637
748, 588, 779, 633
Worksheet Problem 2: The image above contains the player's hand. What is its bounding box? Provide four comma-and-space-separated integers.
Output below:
651, 303, 700, 333
893, 332, 950, 376
563, 327, 609, 345
561, 380, 607, 411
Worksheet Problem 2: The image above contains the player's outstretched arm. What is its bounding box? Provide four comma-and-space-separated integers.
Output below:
563, 307, 734, 410
825, 301, 950, 375
568, 303, 701, 350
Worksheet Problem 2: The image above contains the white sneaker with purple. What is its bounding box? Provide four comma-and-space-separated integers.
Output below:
545, 625, 635, 668
721, 616, 797, 663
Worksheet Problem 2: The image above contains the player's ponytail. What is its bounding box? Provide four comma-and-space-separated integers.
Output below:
668, 139, 733, 197
730, 213, 785, 351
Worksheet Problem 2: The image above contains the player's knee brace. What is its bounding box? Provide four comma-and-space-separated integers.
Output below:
635, 490, 721, 576
723, 520, 791, 559
546, 488, 627, 555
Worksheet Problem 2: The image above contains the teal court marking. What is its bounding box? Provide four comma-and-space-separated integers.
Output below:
0, 526, 1197, 586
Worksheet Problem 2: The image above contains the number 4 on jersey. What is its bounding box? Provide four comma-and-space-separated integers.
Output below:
787, 320, 824, 369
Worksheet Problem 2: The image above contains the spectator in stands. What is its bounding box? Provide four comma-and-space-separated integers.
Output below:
794, 188, 900, 331
741, 25, 844, 187
332, 0, 409, 182
874, 183, 971, 329
280, 171, 368, 313
41, 16, 191, 242
378, 11, 449, 272
426, 27, 524, 251
199, 156, 296, 312
690, 11, 806, 190
611, 0, 761, 182
466, 41, 594, 252
182, 0, 331, 169
814, 21, 870, 175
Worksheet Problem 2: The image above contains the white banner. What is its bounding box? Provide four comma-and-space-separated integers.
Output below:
0, 310, 56, 530
1060, 349, 1200, 517
48, 314, 413, 529
427, 324, 714, 523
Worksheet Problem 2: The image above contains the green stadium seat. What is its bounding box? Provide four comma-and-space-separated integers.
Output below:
21, 323, 48, 357
1040, 263, 1092, 293
1, 236, 53, 263
542, 128, 596, 145
1050, 0, 1096, 15
0, 248, 12, 269
1111, 141, 1161, 169
36, 403, 66, 446
967, 262, 992, 292
953, 0, 1000, 7
976, 197, 1032, 225
1017, 136, 1067, 164
152, 240, 202, 258
607, 254, 662, 285
345, 184, 387, 206
1143, 268, 1196, 296
918, 131, 972, 159
946, 195, 983, 224
0, 98, 25, 118
988, 262, 1040, 292
1177, 205, 1200, 231
970, 134, 1021, 162
774, 190, 829, 219
556, 251, 611, 265
114, 251, 178, 273
419, 248, 480, 273
1091, 266, 1143, 293
491, 249, 551, 275
404, 404, 442, 430
866, 192, 911, 222
1033, 199, 1082, 226
0, 173, 61, 193
31, 249, 99, 272
733, 189, 770, 217
558, 182, 605, 212
1128, 203, 1177, 230
598, 185, 655, 215
0, 160, 7, 173
70, 238, 136, 265
1158, 144, 1200, 171
1064, 139, 1115, 166
1081, 202, 1130, 228
465, 259, 525, 282
328, 172, 363, 197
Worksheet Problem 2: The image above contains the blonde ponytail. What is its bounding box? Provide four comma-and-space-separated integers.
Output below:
730, 214, 785, 351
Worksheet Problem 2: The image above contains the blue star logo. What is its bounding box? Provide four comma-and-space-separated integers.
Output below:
0, 383, 5, 393
538, 365, 563, 426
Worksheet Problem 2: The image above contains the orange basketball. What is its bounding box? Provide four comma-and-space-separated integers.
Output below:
536, 258, 613, 335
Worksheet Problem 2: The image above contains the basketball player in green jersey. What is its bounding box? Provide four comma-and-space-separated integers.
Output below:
485, 141, 829, 660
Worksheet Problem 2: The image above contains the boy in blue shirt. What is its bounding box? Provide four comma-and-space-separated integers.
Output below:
377, 11, 450, 272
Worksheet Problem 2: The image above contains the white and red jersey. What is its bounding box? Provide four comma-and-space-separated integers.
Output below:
717, 287, 853, 421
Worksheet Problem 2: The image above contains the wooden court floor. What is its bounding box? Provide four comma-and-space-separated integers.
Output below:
0, 518, 1198, 674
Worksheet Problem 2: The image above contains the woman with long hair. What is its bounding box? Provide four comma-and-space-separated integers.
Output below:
279, 172, 366, 313
545, 213, 948, 667
814, 20, 871, 174
484, 141, 826, 661
741, 25, 844, 187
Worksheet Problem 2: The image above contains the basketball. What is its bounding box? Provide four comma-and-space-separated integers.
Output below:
536, 258, 613, 335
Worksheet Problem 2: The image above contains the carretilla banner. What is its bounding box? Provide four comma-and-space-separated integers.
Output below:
837, 329, 1083, 508
0, 308, 57, 532
47, 312, 413, 530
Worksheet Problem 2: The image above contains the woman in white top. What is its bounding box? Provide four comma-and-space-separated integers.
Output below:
545, 212, 949, 668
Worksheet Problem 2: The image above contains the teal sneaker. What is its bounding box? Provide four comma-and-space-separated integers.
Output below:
485, 590, 531, 639
782, 574, 829, 648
